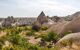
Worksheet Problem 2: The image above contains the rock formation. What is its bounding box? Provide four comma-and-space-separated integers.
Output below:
56, 32, 80, 50
47, 12, 80, 36
37, 11, 48, 25
1, 16, 15, 27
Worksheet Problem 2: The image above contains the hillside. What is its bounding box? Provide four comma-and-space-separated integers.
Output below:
1, 11, 80, 50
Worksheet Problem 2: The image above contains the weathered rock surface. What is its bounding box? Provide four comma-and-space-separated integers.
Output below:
56, 32, 80, 50
47, 16, 80, 36
47, 21, 69, 34
57, 32, 80, 44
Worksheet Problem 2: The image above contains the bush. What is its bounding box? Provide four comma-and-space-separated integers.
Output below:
16, 26, 28, 32
27, 44, 40, 50
41, 32, 59, 43
2, 45, 28, 50
0, 42, 3, 49
0, 26, 62, 50
4, 28, 20, 35
63, 31, 72, 37
32, 25, 40, 31
41, 26, 48, 30
7, 34, 28, 46
26, 30, 36, 36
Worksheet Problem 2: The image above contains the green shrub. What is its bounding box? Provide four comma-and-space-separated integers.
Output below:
0, 26, 62, 50
63, 31, 72, 37
2, 45, 28, 50
41, 26, 48, 30
27, 44, 39, 50
32, 25, 40, 31
26, 30, 36, 36
7, 34, 28, 46
2, 46, 13, 50
0, 42, 3, 49
60, 40, 72, 47
4, 28, 19, 35
16, 26, 28, 32
41, 32, 59, 43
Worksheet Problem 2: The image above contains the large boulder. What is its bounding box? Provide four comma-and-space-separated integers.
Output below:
57, 32, 80, 44
69, 11, 80, 20
47, 21, 69, 34
47, 16, 80, 36
56, 33, 80, 50
65, 11, 80, 21
60, 16, 80, 34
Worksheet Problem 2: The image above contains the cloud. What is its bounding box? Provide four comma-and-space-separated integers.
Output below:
0, 0, 79, 17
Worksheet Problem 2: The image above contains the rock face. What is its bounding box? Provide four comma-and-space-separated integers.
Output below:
57, 32, 80, 43
15, 18, 36, 26
70, 11, 80, 20
60, 17, 80, 33
47, 13, 80, 36
51, 16, 60, 22
56, 33, 80, 50
47, 21, 69, 35
65, 11, 80, 21
0, 17, 37, 27
42, 19, 55, 27
37, 11, 48, 25
1, 16, 15, 27
51, 16, 65, 22
36, 11, 55, 27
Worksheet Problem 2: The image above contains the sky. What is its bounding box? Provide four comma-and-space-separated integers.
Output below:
0, 0, 80, 18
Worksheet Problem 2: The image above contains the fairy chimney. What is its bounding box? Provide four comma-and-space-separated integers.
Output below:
37, 11, 48, 25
